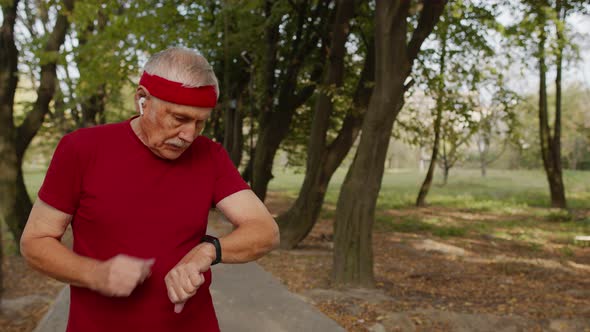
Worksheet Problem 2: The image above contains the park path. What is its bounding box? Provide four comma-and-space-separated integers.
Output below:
34, 213, 345, 332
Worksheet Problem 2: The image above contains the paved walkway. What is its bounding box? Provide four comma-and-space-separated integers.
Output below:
34, 216, 345, 332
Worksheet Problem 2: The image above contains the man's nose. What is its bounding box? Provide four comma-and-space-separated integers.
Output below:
178, 123, 199, 142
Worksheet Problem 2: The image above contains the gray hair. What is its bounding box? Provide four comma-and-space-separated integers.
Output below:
143, 47, 219, 99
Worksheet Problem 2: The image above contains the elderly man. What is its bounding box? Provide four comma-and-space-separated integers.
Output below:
20, 47, 279, 332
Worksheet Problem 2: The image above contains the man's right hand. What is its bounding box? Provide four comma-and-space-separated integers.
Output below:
90, 254, 155, 297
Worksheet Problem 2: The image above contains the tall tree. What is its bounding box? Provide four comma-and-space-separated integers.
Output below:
250, 0, 331, 201
510, 0, 589, 207
333, 0, 446, 287
415, 0, 497, 205
218, 1, 252, 166
73, 5, 110, 128
0, 0, 20, 297
415, 13, 448, 206
0, 0, 74, 245
538, 1, 566, 207
277, 0, 373, 249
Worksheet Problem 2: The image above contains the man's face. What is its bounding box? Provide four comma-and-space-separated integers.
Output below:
140, 97, 213, 160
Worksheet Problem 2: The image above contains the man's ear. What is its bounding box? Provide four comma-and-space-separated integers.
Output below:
136, 86, 149, 100
135, 87, 150, 115
138, 97, 146, 115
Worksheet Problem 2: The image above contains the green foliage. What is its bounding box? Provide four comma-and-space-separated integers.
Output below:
399, 0, 506, 175
507, 83, 590, 169
279, 0, 375, 169
504, 0, 589, 70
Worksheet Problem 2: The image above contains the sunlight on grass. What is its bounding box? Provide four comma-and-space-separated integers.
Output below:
375, 215, 467, 238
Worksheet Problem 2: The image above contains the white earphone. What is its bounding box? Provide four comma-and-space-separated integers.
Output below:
138, 97, 146, 115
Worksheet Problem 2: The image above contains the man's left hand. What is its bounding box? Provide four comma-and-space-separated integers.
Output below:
164, 243, 216, 313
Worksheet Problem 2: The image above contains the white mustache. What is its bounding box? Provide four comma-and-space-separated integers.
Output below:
166, 139, 190, 148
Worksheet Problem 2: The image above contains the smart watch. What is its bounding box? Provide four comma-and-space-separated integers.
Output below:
201, 235, 222, 265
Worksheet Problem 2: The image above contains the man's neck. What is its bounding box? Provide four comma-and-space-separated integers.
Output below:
130, 117, 148, 146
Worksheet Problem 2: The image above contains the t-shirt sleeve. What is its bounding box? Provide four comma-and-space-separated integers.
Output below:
211, 142, 250, 205
38, 134, 83, 215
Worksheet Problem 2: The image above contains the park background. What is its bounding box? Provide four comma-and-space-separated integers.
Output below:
1, 0, 590, 331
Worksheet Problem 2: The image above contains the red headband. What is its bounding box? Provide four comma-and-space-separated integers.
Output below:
139, 72, 217, 108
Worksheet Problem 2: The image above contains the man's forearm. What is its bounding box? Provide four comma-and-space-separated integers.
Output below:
21, 237, 100, 289
218, 221, 279, 264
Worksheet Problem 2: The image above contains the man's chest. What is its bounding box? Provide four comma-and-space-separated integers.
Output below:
72, 149, 215, 253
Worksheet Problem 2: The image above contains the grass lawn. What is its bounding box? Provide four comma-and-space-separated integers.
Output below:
269, 168, 590, 209
269, 168, 590, 249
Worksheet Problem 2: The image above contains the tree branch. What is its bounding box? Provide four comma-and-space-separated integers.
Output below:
16, 0, 74, 158
407, 0, 447, 62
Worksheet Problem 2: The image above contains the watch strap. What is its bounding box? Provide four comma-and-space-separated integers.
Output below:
201, 235, 222, 265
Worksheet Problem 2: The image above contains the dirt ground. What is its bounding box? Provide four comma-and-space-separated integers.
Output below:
2, 192, 590, 332
0, 256, 64, 332
256, 193, 590, 332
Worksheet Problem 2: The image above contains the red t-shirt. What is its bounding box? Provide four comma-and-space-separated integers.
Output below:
38, 118, 249, 332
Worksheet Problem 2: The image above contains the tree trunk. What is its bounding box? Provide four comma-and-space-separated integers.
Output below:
76, 13, 107, 128
222, 3, 243, 166
416, 20, 447, 206
416, 105, 442, 206
249, 0, 279, 197
80, 85, 106, 127
0, 3, 21, 291
222, 101, 244, 168
223, 84, 247, 166
241, 156, 253, 183
277, 0, 356, 249
13, 163, 32, 234
251, 2, 328, 201
230, 98, 244, 166
0, 0, 25, 296
477, 135, 488, 177
538, 8, 566, 209
251, 111, 292, 201
251, 92, 318, 201
213, 107, 225, 143
550, 0, 566, 208
333, 0, 445, 287
5, 0, 73, 244
442, 134, 462, 186
0, 219, 2, 296
0, 131, 17, 299
480, 140, 487, 177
